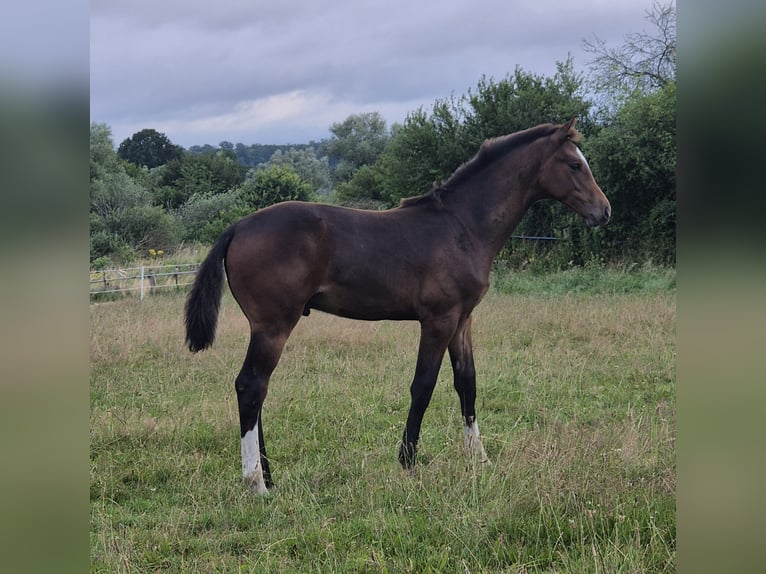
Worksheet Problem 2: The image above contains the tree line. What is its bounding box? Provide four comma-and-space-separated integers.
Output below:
91, 2, 675, 270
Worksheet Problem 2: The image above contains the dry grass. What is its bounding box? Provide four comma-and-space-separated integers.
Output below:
90, 278, 675, 572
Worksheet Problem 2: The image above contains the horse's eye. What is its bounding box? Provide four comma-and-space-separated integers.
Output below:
569, 162, 581, 171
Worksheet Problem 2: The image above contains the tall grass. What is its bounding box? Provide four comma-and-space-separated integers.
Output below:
491, 262, 676, 295
90, 271, 675, 572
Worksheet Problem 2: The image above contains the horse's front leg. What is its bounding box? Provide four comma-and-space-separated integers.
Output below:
398, 316, 458, 468
448, 315, 490, 464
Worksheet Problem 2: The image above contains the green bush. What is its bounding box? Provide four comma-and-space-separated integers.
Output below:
239, 164, 312, 209
177, 190, 243, 242
118, 205, 182, 253
89, 230, 133, 264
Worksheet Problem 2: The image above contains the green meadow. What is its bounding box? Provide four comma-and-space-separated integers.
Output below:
90, 267, 675, 572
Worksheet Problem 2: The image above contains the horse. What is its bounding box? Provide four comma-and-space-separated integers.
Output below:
185, 118, 611, 494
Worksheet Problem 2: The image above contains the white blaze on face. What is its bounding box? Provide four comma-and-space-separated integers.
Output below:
575, 146, 591, 172
241, 425, 268, 495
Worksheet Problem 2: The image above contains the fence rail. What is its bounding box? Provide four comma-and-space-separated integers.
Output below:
90, 263, 199, 300
89, 236, 559, 301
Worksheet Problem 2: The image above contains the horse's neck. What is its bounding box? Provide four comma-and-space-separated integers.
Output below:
444, 159, 537, 260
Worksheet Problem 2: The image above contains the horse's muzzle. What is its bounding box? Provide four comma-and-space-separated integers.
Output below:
586, 204, 611, 227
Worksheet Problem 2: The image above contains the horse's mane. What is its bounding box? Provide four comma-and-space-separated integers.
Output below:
399, 122, 580, 208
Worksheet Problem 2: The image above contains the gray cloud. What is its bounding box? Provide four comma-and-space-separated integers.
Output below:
91, 0, 655, 146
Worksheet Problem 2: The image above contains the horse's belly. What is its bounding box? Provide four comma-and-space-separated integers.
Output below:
305, 290, 418, 322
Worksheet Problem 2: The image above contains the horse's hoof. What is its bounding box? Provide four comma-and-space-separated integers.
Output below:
398, 442, 417, 468
248, 483, 270, 496
244, 474, 270, 495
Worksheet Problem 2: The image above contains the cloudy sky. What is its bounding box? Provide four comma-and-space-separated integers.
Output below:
91, 0, 656, 148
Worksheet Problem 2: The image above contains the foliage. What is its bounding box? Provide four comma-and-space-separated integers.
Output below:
370, 60, 590, 208
379, 101, 466, 205
240, 164, 313, 209
90, 12, 676, 270
181, 165, 316, 244
221, 142, 318, 168
113, 204, 182, 253
90, 124, 323, 263
117, 128, 183, 169
90, 122, 122, 181
176, 189, 244, 243
90, 255, 116, 271
153, 149, 245, 209
265, 147, 331, 195
333, 162, 388, 207
324, 111, 390, 185
466, 62, 593, 141
576, 2, 676, 264
90, 166, 150, 221
585, 82, 676, 263
89, 228, 133, 264
327, 54, 674, 267
91, 125, 185, 263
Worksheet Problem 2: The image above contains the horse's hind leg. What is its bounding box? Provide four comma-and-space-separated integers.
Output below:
236, 330, 289, 494
448, 316, 490, 464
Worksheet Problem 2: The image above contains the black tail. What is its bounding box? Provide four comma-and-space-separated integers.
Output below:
185, 226, 236, 352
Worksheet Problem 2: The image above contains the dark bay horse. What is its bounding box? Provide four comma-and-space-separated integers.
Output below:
185, 118, 610, 494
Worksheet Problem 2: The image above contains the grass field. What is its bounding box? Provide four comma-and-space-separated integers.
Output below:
90, 268, 675, 572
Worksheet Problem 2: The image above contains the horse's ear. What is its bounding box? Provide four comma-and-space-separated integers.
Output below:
558, 117, 577, 142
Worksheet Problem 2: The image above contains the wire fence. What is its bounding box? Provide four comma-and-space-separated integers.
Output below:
88, 236, 559, 301
89, 263, 199, 301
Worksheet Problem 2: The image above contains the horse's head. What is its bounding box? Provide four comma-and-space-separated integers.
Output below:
537, 118, 611, 227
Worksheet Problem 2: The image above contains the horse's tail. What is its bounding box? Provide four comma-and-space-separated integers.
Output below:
185, 225, 237, 352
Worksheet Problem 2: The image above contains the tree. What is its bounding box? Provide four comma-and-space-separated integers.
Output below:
585, 82, 676, 263
265, 147, 331, 195
465, 60, 590, 142
324, 112, 390, 185
90, 122, 121, 181
239, 165, 312, 210
90, 213, 133, 264
177, 190, 243, 243
333, 162, 388, 208
118, 128, 183, 168
377, 61, 590, 207
375, 107, 450, 205
152, 149, 245, 209
91, 124, 150, 222
91, 168, 149, 221
581, 1, 676, 264
91, 123, 183, 263
192, 165, 314, 244
115, 205, 181, 253
583, 0, 676, 115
